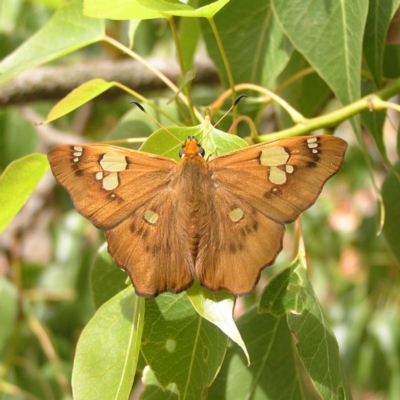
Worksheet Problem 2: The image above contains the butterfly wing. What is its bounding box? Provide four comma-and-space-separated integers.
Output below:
48, 144, 194, 296
195, 135, 347, 294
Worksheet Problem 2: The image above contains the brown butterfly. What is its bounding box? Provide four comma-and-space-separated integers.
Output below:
48, 134, 347, 297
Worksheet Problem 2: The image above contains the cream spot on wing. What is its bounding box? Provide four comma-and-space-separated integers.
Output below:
285, 165, 294, 173
229, 208, 244, 222
99, 153, 127, 172
72, 146, 83, 161
307, 137, 319, 152
165, 339, 176, 353
260, 147, 289, 166
102, 173, 119, 191
144, 210, 159, 224
269, 167, 287, 185
97, 153, 127, 191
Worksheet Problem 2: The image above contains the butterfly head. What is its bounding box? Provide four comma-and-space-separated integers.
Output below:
179, 136, 205, 159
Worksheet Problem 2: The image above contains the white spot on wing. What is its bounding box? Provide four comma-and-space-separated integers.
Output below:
144, 210, 159, 224
100, 153, 127, 172
102, 173, 119, 191
229, 208, 244, 222
269, 167, 286, 185
307, 137, 320, 153
260, 147, 289, 166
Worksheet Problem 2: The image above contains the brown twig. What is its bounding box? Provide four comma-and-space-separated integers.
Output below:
0, 56, 219, 106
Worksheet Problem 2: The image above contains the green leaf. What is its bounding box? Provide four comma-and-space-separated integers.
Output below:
363, 0, 400, 87
138, 0, 230, 18
382, 162, 400, 263
140, 120, 247, 161
141, 366, 180, 399
271, 0, 367, 108
72, 286, 144, 400
0, 278, 18, 352
208, 306, 305, 399
0, 0, 105, 84
260, 258, 353, 400
90, 243, 128, 309
46, 79, 114, 123
187, 282, 250, 365
200, 0, 293, 87
361, 80, 388, 161
275, 51, 331, 129
0, 154, 48, 233
84, 0, 167, 19
141, 293, 229, 400
84, 0, 228, 20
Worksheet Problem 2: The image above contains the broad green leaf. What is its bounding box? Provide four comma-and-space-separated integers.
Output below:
361, 78, 388, 163
180, 9, 201, 72
383, 44, 400, 80
363, 0, 400, 87
0, 0, 22, 34
260, 258, 353, 400
275, 51, 331, 129
382, 162, 400, 263
140, 121, 247, 161
91, 243, 128, 309
0, 278, 18, 352
0, 0, 105, 84
141, 293, 228, 400
187, 282, 250, 365
208, 306, 306, 399
0, 154, 48, 233
141, 366, 180, 399
46, 79, 114, 123
84, 0, 167, 19
84, 0, 228, 20
271, 0, 367, 126
138, 0, 230, 18
72, 286, 144, 400
200, 0, 292, 87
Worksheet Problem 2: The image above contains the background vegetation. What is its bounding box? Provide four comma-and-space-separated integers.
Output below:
1, 0, 400, 399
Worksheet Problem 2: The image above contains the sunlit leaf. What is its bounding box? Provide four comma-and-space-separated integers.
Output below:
187, 282, 250, 365
72, 286, 144, 400
141, 293, 228, 399
0, 154, 48, 233
46, 79, 114, 123
0, 0, 105, 83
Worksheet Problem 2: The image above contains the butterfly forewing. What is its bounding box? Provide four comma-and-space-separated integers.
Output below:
48, 135, 347, 297
209, 135, 347, 224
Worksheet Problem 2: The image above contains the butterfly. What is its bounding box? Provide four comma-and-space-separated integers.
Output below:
48, 134, 347, 297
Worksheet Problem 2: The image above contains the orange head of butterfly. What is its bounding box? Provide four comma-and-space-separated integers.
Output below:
179, 136, 205, 159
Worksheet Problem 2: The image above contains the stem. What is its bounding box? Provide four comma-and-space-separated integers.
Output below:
111, 81, 183, 126
103, 35, 204, 122
207, 17, 237, 121
168, 16, 197, 124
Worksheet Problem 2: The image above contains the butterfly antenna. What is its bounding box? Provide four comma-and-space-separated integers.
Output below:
131, 102, 184, 144
201, 94, 248, 143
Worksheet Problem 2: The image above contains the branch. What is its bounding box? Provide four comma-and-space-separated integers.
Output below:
0, 56, 219, 106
